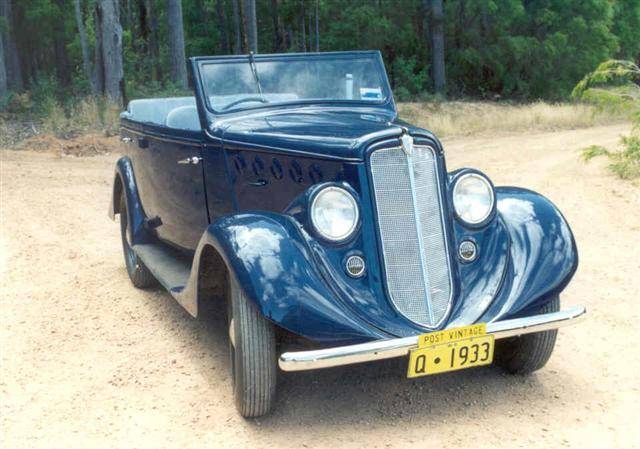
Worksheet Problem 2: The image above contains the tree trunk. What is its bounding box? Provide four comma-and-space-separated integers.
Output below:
241, 0, 256, 53
146, 0, 161, 82
95, 0, 124, 104
93, 4, 105, 94
126, 0, 135, 51
238, 0, 248, 53
300, 1, 306, 52
430, 0, 445, 96
285, 25, 292, 50
314, 0, 319, 51
308, 8, 312, 50
167, 0, 188, 88
52, 0, 72, 87
0, 25, 7, 98
271, 0, 284, 52
196, 0, 213, 43
231, 0, 242, 54
247, 0, 257, 52
74, 0, 97, 95
216, 0, 230, 54
1, 0, 22, 91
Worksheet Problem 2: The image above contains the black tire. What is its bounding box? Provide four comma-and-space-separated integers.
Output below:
495, 295, 560, 374
119, 195, 156, 289
228, 277, 276, 417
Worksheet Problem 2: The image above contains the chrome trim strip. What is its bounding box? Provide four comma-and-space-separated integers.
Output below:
406, 150, 435, 324
278, 306, 586, 372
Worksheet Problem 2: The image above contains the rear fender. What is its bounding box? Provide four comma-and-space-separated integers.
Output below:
108, 156, 152, 245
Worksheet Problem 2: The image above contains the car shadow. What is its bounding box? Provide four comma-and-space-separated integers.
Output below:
142, 287, 551, 427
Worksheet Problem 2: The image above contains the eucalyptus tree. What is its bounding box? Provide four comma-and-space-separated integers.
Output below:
167, 0, 188, 88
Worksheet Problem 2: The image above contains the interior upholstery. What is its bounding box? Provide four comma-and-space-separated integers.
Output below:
121, 97, 200, 131
165, 105, 200, 131
121, 94, 301, 132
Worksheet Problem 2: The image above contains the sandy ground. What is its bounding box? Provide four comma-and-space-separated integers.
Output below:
1, 123, 639, 449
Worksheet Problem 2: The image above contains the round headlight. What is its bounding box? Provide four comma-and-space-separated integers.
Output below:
311, 186, 359, 241
452, 173, 494, 225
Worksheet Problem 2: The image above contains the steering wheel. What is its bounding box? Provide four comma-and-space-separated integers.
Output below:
220, 96, 268, 111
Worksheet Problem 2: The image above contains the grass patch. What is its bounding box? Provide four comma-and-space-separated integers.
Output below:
1, 96, 121, 148
398, 101, 628, 138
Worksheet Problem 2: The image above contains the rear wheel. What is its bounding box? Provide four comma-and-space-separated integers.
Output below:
228, 277, 277, 417
119, 195, 156, 288
495, 295, 560, 374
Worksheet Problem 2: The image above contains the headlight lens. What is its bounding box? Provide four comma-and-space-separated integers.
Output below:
311, 186, 359, 241
452, 173, 494, 225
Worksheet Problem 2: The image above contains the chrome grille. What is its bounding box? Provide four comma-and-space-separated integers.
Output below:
370, 145, 452, 328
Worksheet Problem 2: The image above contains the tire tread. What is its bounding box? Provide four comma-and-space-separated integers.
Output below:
496, 296, 560, 374
232, 279, 276, 417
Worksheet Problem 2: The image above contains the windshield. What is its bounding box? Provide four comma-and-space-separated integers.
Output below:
198, 53, 390, 113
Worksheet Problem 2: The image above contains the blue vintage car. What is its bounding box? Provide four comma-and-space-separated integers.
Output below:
110, 51, 585, 417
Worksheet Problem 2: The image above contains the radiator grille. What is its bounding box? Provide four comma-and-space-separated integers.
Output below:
370, 145, 452, 328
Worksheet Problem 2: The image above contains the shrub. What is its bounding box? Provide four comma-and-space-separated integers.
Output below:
572, 60, 640, 115
575, 60, 640, 179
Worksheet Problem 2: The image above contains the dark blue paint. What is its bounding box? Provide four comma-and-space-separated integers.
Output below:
109, 156, 154, 245
111, 51, 579, 346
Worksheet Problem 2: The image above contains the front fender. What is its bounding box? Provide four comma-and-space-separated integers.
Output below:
188, 213, 389, 344
479, 187, 579, 322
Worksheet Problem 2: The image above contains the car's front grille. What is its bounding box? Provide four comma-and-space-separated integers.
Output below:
369, 144, 452, 328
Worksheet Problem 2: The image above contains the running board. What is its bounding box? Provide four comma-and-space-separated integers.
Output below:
133, 243, 192, 295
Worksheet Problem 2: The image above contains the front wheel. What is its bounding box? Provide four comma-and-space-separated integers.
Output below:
495, 295, 560, 374
228, 277, 277, 417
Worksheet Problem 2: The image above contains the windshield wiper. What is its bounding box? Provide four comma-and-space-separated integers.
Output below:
248, 52, 266, 103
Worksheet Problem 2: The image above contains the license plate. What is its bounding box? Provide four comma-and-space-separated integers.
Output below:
407, 324, 494, 378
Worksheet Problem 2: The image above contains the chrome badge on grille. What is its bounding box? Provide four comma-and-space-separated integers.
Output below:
401, 134, 414, 156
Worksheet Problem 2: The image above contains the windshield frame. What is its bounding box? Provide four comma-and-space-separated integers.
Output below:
191, 51, 395, 115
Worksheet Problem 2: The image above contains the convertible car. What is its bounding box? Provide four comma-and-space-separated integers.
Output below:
109, 51, 585, 417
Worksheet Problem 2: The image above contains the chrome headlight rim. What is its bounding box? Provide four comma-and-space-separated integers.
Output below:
452, 171, 496, 227
309, 184, 360, 243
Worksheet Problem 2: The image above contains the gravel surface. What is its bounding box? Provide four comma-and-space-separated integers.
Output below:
1, 124, 639, 448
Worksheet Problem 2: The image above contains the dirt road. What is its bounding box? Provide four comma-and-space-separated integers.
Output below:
1, 124, 639, 449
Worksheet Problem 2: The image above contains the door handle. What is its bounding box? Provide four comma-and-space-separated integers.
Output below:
248, 179, 268, 187
177, 156, 202, 165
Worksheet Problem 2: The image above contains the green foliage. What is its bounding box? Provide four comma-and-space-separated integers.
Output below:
445, 0, 619, 99
582, 145, 610, 161
572, 60, 640, 99
3, 0, 640, 114
391, 56, 430, 101
582, 136, 640, 179
613, 135, 640, 179
572, 60, 640, 118
611, 0, 640, 60
576, 60, 640, 179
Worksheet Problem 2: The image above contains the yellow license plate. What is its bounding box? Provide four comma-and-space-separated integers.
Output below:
407, 325, 494, 378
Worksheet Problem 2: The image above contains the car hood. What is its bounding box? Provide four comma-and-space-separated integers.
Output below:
213, 107, 403, 161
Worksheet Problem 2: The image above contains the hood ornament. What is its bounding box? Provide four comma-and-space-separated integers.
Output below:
401, 133, 414, 156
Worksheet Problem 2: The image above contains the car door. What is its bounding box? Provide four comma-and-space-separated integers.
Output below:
140, 130, 210, 251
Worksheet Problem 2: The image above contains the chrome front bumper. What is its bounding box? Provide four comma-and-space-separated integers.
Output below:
278, 306, 586, 372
